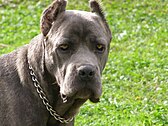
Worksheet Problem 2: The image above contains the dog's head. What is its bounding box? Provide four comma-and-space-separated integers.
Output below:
41, 0, 111, 104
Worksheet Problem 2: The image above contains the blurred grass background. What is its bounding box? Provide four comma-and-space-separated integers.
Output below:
0, 0, 168, 125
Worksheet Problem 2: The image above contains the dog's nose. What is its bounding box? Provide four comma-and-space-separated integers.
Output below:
78, 65, 95, 80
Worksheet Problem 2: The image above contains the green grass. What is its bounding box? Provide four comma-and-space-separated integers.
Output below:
0, 0, 168, 125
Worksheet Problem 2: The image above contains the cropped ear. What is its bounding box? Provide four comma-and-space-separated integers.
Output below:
40, 0, 67, 36
89, 0, 112, 40
89, 0, 105, 21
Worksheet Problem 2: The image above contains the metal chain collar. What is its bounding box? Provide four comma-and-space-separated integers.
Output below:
28, 64, 73, 124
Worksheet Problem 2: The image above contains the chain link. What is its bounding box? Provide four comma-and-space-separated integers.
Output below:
28, 64, 73, 124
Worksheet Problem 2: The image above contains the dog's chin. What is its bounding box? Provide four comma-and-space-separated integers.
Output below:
75, 94, 100, 103
61, 88, 100, 104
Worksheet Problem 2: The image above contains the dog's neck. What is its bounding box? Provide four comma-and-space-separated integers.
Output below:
26, 35, 84, 124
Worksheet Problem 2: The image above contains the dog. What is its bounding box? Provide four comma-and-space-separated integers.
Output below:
0, 0, 111, 125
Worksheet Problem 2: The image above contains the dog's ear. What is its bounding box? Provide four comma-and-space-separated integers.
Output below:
89, 0, 112, 40
40, 0, 67, 36
89, 0, 105, 22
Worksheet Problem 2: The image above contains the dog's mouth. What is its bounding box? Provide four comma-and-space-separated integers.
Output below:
60, 88, 100, 104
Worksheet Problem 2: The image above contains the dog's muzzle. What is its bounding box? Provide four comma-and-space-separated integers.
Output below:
60, 64, 102, 103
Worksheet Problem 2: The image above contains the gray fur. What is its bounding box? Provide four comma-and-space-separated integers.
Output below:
0, 0, 111, 126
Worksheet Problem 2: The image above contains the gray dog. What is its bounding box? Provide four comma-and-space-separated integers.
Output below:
0, 0, 111, 125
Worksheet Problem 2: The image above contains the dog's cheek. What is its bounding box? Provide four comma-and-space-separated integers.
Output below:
60, 72, 76, 96
60, 64, 79, 96
98, 53, 109, 72
92, 75, 102, 98
44, 48, 59, 78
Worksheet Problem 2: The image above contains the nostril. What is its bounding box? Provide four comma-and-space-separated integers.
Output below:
79, 70, 87, 77
78, 65, 95, 80
89, 71, 95, 77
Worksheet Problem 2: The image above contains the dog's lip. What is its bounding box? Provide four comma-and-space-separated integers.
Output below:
61, 89, 100, 104
64, 95, 100, 103
74, 92, 100, 103
74, 96, 100, 103
89, 97, 100, 103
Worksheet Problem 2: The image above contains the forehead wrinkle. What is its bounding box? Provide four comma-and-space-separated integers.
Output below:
52, 11, 107, 43
63, 18, 102, 40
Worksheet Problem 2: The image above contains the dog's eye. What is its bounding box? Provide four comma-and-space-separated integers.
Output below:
96, 44, 105, 53
59, 44, 69, 51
